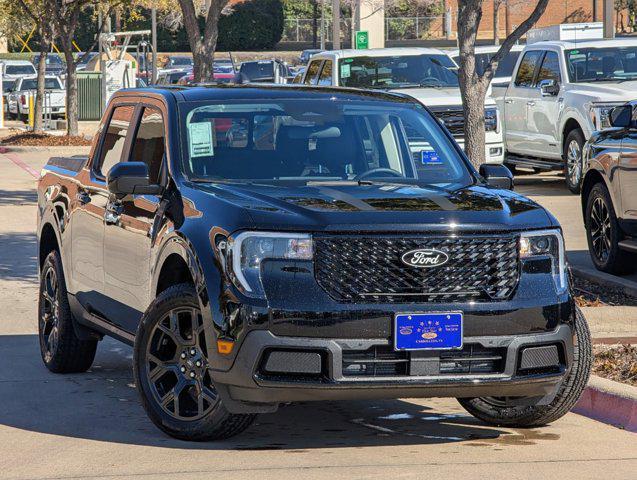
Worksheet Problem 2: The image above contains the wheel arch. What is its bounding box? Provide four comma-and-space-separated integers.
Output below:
562, 118, 584, 156
581, 168, 614, 218
39, 222, 60, 269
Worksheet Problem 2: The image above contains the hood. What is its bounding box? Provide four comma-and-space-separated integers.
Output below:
390, 87, 497, 107
567, 80, 637, 102
193, 182, 552, 233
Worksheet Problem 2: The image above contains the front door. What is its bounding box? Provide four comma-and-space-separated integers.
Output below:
618, 114, 637, 223
70, 103, 135, 318
103, 104, 167, 333
504, 50, 543, 155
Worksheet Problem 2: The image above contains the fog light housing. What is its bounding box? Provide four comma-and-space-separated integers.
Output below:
489, 147, 503, 157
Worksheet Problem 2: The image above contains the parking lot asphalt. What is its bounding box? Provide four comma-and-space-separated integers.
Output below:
0, 148, 635, 480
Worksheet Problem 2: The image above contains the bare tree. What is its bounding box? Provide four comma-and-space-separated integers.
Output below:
177, 0, 229, 82
457, 0, 549, 168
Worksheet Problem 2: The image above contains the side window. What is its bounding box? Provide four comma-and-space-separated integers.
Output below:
514, 51, 543, 87
130, 107, 166, 185
317, 60, 333, 86
536, 51, 561, 85
96, 104, 135, 177
304, 60, 322, 85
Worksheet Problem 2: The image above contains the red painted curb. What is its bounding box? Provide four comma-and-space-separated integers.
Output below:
0, 149, 40, 178
573, 385, 637, 433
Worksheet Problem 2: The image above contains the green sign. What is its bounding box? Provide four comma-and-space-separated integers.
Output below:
355, 30, 369, 50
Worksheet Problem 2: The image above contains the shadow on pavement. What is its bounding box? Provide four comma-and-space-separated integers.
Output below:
0, 188, 37, 206
0, 231, 37, 282
0, 334, 514, 450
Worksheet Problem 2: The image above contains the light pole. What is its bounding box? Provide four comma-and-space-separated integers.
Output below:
151, 8, 157, 84
332, 0, 340, 50
320, 0, 326, 50
603, 0, 615, 38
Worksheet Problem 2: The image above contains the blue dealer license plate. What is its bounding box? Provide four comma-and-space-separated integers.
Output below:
394, 313, 463, 350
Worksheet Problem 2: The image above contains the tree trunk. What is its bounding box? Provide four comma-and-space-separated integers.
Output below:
457, 0, 488, 168
312, 1, 319, 48
62, 46, 78, 136
34, 31, 50, 134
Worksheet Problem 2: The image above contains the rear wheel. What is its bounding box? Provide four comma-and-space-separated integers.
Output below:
458, 306, 591, 427
38, 250, 97, 373
585, 183, 636, 274
133, 284, 256, 441
564, 129, 585, 194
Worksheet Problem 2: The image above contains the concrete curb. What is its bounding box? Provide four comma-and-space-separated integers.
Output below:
570, 263, 637, 298
573, 375, 637, 433
0, 145, 90, 153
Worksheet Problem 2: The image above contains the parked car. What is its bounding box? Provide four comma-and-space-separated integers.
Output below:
163, 55, 193, 71
300, 49, 322, 64
1, 60, 37, 81
76, 52, 98, 72
7, 76, 65, 121
235, 60, 290, 83
2, 78, 17, 115
32, 54, 65, 77
303, 48, 505, 163
581, 102, 637, 274
177, 62, 236, 86
36, 84, 590, 441
498, 26, 637, 192
449, 44, 524, 93
156, 70, 190, 85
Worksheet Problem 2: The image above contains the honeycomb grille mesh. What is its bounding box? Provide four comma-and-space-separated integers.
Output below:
314, 235, 520, 303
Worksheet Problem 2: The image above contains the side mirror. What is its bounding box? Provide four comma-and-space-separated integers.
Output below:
539, 79, 560, 96
479, 164, 514, 190
609, 104, 633, 128
107, 162, 161, 198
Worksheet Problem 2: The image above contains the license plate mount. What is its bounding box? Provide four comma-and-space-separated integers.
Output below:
394, 312, 463, 351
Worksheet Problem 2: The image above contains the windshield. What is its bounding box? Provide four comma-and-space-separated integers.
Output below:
6, 65, 36, 75
566, 47, 637, 82
20, 78, 62, 90
171, 57, 192, 66
33, 56, 63, 66
180, 99, 472, 188
464, 51, 521, 78
241, 62, 274, 80
338, 54, 458, 89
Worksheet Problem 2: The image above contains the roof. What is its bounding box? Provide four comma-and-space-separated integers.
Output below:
448, 44, 524, 57
1, 60, 35, 65
523, 38, 637, 50
118, 84, 419, 105
312, 47, 448, 60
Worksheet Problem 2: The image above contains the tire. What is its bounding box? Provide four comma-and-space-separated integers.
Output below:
564, 129, 585, 194
458, 306, 592, 428
585, 183, 636, 275
133, 283, 256, 441
38, 250, 98, 373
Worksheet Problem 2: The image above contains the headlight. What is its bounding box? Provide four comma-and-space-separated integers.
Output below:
227, 232, 313, 298
484, 107, 498, 132
589, 102, 624, 130
519, 230, 567, 294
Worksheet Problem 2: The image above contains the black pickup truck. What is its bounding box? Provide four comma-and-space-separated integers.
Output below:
37, 85, 591, 441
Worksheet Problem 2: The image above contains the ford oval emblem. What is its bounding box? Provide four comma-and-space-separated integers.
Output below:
401, 248, 449, 268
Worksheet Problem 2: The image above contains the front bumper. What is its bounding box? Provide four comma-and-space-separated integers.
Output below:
211, 324, 573, 412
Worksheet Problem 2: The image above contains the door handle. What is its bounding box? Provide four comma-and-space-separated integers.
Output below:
527, 101, 536, 106
76, 191, 91, 205
104, 202, 122, 225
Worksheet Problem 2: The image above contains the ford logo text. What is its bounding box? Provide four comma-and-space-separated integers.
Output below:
401, 249, 449, 268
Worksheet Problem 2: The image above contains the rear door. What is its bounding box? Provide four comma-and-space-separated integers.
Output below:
504, 50, 543, 155
102, 101, 167, 333
70, 102, 136, 319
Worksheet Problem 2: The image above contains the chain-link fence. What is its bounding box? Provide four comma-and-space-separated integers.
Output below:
282, 15, 452, 43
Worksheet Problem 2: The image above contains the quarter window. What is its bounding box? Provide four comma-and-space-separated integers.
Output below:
514, 51, 543, 87
317, 60, 333, 86
97, 104, 134, 177
304, 60, 322, 85
536, 51, 561, 85
130, 107, 166, 185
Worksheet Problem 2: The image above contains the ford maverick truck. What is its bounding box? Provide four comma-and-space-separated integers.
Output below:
37, 85, 590, 441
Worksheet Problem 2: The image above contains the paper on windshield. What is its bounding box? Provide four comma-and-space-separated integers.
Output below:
340, 64, 351, 78
188, 122, 214, 157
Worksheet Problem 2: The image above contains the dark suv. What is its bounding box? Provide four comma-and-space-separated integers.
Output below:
582, 101, 637, 274
37, 85, 591, 441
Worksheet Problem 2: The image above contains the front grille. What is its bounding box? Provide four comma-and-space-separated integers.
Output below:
342, 344, 507, 377
429, 106, 465, 137
314, 235, 520, 303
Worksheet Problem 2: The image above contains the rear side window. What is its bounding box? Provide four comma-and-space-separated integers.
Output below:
130, 107, 166, 185
317, 61, 333, 86
304, 60, 322, 85
514, 51, 543, 87
97, 104, 134, 177
536, 51, 561, 84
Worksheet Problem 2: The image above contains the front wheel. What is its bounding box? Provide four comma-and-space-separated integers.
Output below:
458, 306, 591, 427
133, 284, 256, 441
564, 129, 585, 194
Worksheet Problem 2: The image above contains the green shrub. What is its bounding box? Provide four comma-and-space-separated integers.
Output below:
218, 0, 284, 51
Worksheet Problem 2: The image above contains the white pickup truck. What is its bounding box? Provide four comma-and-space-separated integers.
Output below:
302, 48, 505, 164
499, 34, 637, 193
7, 76, 66, 122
